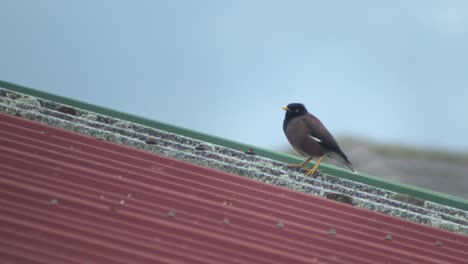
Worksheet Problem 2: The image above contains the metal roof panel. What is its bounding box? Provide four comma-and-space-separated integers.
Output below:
1, 113, 467, 264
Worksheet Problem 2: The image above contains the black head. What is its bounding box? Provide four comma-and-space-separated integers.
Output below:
282, 103, 308, 118
282, 103, 309, 132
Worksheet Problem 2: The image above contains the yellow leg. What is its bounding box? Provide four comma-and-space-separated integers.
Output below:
288, 157, 312, 168
305, 156, 324, 176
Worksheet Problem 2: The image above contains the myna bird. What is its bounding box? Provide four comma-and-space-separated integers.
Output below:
282, 103, 356, 176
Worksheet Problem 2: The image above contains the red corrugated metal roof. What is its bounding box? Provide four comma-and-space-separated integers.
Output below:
1, 113, 467, 264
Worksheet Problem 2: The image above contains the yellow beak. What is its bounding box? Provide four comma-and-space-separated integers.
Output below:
282, 106, 289, 111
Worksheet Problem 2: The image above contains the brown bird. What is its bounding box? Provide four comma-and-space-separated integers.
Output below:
282, 103, 356, 176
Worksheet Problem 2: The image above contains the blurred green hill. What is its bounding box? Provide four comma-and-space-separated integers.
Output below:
282, 137, 468, 199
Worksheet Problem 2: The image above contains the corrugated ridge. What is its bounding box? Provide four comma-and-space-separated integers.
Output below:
1, 113, 467, 264
1, 88, 467, 236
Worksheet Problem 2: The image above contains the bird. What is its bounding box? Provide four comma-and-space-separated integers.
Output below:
282, 103, 356, 176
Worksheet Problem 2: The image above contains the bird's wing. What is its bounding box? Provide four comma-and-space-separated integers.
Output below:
300, 114, 341, 153
299, 114, 352, 164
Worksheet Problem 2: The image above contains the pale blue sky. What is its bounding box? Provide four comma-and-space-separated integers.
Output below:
2, 1, 468, 151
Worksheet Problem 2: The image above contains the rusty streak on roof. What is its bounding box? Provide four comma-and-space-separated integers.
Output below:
1, 113, 468, 264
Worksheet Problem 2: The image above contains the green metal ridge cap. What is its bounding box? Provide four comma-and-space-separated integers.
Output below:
2, 79, 468, 211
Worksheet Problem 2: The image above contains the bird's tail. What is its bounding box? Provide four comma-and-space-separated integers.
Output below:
345, 163, 358, 174
326, 150, 358, 174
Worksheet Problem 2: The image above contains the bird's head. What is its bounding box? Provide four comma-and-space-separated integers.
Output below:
282, 103, 308, 118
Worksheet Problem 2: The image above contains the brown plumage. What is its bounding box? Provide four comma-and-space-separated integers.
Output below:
282, 103, 356, 176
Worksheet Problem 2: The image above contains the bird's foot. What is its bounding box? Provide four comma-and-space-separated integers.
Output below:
287, 163, 306, 168
287, 157, 313, 169
305, 168, 321, 177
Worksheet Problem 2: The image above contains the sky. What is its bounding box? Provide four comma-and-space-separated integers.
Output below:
2, 1, 468, 152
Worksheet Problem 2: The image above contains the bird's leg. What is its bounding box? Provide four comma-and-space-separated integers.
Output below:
305, 156, 324, 176
288, 157, 312, 168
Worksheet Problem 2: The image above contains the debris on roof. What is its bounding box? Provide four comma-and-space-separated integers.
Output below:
1, 86, 468, 237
